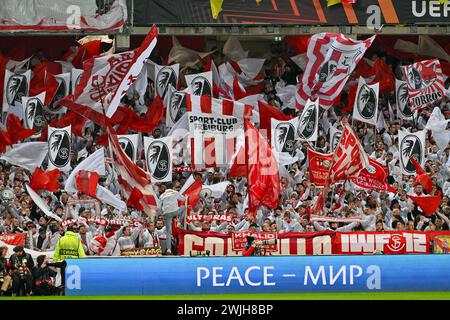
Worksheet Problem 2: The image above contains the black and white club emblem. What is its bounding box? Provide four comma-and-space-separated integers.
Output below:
190, 76, 212, 96
357, 84, 377, 120
298, 103, 317, 140
147, 141, 170, 180
6, 74, 28, 106
25, 97, 46, 131
275, 123, 295, 154
318, 60, 337, 83
397, 82, 413, 118
400, 135, 423, 174
118, 137, 135, 161
331, 131, 342, 151
156, 67, 177, 99
169, 91, 187, 123
48, 77, 67, 112
48, 130, 71, 168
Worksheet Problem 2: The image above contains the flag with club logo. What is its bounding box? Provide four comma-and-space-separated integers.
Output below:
307, 149, 333, 187
398, 129, 426, 176
57, 26, 158, 123
165, 86, 188, 128
351, 158, 392, 191
2, 69, 31, 114
21, 92, 46, 137
298, 33, 375, 109
402, 59, 445, 112
328, 124, 369, 185
47, 73, 70, 114
352, 77, 379, 126
118, 134, 139, 163
297, 99, 319, 142
154, 63, 179, 99
186, 94, 254, 120
47, 125, 71, 172
143, 136, 173, 183
329, 125, 342, 152
271, 117, 299, 155
186, 71, 213, 97
395, 79, 415, 121
188, 111, 244, 169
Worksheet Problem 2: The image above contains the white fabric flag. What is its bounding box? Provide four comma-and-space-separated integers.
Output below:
395, 79, 415, 121
143, 136, 173, 183
71, 68, 83, 94
118, 134, 139, 162
2, 69, 31, 115
329, 125, 342, 152
185, 71, 213, 97
222, 36, 248, 61
271, 117, 299, 155
48, 72, 70, 114
297, 99, 319, 142
0, 142, 48, 172
21, 92, 46, 136
398, 129, 426, 175
352, 77, 379, 126
202, 181, 231, 199
376, 107, 385, 131
47, 125, 71, 172
26, 184, 62, 222
425, 107, 450, 150
154, 63, 180, 99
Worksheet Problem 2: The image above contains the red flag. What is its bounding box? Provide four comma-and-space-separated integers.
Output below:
129, 95, 164, 132
233, 76, 247, 100
75, 170, 99, 198
328, 125, 369, 185
245, 119, 280, 213
258, 100, 292, 140
29, 168, 61, 192
410, 156, 433, 193
71, 40, 102, 69
126, 187, 144, 211
408, 191, 442, 217
51, 111, 87, 137
6, 114, 35, 144
29, 70, 59, 105
179, 176, 203, 208
312, 190, 325, 215
351, 158, 392, 191
307, 149, 333, 187
0, 130, 12, 153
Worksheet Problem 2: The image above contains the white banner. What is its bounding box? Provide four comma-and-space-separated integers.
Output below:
154, 63, 180, 99
118, 134, 139, 162
271, 117, 299, 155
329, 125, 342, 152
352, 77, 379, 126
395, 79, 415, 121
21, 92, 46, 136
398, 129, 426, 175
2, 69, 31, 115
297, 99, 319, 142
143, 136, 173, 183
185, 71, 213, 97
47, 125, 71, 172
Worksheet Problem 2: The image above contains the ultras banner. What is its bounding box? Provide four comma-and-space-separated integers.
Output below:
133, 0, 450, 26
178, 230, 444, 256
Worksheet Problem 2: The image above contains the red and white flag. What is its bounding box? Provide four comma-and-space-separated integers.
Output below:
402, 59, 446, 112
186, 94, 253, 120
298, 33, 375, 109
179, 175, 202, 208
307, 149, 333, 187
58, 25, 158, 124
351, 158, 393, 191
328, 124, 369, 185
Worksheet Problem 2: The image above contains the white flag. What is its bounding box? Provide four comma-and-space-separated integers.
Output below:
395, 79, 415, 121
398, 129, 426, 175
118, 134, 139, 162
425, 107, 450, 150
329, 125, 342, 152
0, 142, 48, 172
185, 71, 213, 97
376, 108, 385, 131
297, 99, 319, 142
2, 69, 31, 114
352, 77, 379, 126
143, 136, 173, 183
21, 92, 46, 136
202, 181, 231, 199
48, 125, 71, 172
48, 72, 70, 114
154, 63, 180, 99
26, 184, 62, 222
71, 68, 83, 94
271, 117, 299, 155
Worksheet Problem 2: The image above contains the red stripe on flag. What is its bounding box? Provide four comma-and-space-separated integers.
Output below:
222, 99, 234, 116
200, 96, 212, 113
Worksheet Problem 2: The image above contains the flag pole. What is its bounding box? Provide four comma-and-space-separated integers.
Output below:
244, 119, 252, 214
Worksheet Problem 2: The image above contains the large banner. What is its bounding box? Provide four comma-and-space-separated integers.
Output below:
0, 233, 25, 246
179, 230, 436, 256
134, 0, 450, 25
307, 149, 332, 187
232, 231, 278, 252
351, 158, 391, 191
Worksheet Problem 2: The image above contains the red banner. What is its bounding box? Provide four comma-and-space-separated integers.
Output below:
231, 231, 278, 252
351, 158, 391, 191
178, 230, 443, 256
307, 149, 332, 187
0, 233, 25, 246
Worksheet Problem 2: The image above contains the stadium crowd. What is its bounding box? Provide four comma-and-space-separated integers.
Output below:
0, 36, 449, 296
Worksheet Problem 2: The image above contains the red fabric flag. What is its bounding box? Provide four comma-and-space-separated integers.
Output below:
351, 158, 392, 191
75, 170, 99, 198
307, 149, 333, 187
6, 114, 35, 144
410, 156, 433, 193
71, 40, 102, 69
29, 70, 59, 105
233, 76, 247, 100
258, 100, 292, 140
181, 177, 202, 208
0, 130, 12, 153
129, 95, 164, 132
228, 146, 247, 178
51, 111, 87, 137
328, 125, 369, 185
312, 190, 325, 215
245, 119, 280, 213
29, 168, 61, 192
408, 191, 442, 217
126, 187, 144, 211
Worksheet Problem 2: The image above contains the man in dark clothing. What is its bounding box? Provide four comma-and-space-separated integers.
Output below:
32, 255, 58, 296
9, 246, 34, 296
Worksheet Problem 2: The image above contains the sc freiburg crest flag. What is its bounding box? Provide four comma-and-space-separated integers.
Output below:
144, 136, 173, 183
57, 25, 158, 124
298, 33, 375, 109
402, 59, 445, 112
352, 77, 379, 126
47, 125, 71, 172
271, 117, 299, 155
398, 129, 426, 176
297, 98, 319, 141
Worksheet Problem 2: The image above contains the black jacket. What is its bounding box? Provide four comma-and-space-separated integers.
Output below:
9, 253, 34, 272
32, 266, 56, 285
0, 257, 8, 275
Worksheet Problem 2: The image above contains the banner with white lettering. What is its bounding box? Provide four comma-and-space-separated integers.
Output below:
232, 231, 278, 252
143, 135, 173, 183
188, 112, 244, 168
